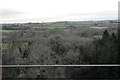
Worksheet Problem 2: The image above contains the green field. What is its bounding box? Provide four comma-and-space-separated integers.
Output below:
90, 27, 108, 29
0, 30, 14, 33
33, 26, 65, 29
32, 22, 68, 29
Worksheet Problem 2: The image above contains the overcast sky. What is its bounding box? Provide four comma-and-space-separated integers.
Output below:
0, 0, 119, 23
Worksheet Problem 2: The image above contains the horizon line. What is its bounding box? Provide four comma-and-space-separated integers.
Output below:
0, 19, 118, 24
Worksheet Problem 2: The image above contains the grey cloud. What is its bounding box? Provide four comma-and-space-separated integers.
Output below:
0, 10, 117, 23
0, 8, 24, 18
64, 11, 117, 17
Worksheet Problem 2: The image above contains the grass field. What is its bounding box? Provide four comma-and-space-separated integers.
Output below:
33, 22, 68, 29
33, 26, 66, 29
0, 30, 14, 33
90, 27, 108, 29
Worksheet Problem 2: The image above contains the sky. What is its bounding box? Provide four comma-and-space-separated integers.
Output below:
0, 0, 119, 23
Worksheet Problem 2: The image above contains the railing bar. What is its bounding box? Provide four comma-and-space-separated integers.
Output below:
0, 65, 120, 68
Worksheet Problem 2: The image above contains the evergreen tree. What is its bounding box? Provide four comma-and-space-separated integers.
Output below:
102, 30, 109, 42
